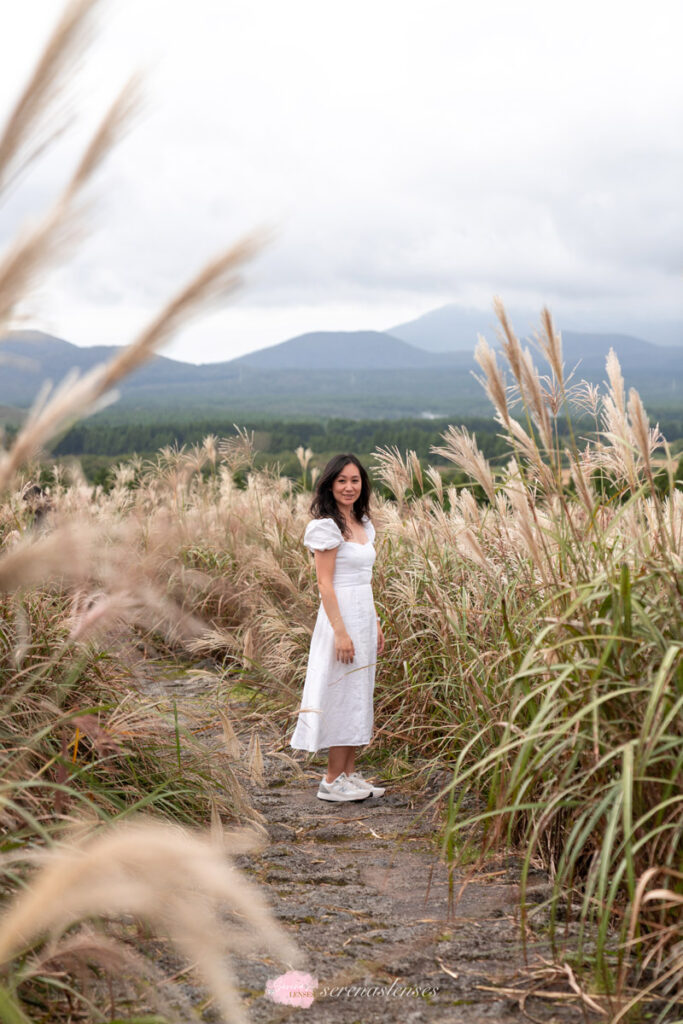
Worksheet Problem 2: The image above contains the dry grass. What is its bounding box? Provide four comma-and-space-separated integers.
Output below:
0, 0, 100, 193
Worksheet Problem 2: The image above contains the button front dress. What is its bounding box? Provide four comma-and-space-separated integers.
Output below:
290, 516, 377, 753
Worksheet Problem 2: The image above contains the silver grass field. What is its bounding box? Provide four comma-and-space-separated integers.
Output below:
0, 2, 682, 1022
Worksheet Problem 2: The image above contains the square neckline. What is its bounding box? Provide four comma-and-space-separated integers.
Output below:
343, 520, 372, 547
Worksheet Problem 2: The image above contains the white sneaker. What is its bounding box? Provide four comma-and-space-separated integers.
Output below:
317, 772, 371, 802
347, 772, 385, 798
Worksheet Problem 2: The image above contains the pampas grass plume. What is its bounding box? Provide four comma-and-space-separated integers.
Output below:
219, 709, 242, 759
0, 820, 302, 1024
247, 730, 264, 786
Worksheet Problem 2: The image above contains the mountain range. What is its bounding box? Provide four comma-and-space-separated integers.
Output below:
1, 305, 681, 420
388, 304, 682, 352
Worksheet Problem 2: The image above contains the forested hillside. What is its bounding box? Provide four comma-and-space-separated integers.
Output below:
53, 415, 507, 460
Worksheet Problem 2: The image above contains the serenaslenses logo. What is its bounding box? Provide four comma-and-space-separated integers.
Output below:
265, 972, 439, 1006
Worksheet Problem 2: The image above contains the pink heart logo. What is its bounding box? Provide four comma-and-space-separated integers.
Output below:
265, 970, 318, 1008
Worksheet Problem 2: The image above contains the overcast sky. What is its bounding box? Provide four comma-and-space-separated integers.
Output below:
1, 0, 682, 363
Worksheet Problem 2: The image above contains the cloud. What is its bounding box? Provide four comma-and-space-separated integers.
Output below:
1, 0, 681, 360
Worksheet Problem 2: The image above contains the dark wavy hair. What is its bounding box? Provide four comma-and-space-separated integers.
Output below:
310, 454, 371, 538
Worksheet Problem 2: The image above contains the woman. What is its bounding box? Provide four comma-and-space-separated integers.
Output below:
290, 454, 386, 802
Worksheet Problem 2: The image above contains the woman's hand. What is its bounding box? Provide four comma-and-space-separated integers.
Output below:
377, 621, 385, 656
334, 630, 355, 664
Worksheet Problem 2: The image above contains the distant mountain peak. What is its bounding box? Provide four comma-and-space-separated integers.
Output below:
232, 329, 451, 371
390, 304, 682, 352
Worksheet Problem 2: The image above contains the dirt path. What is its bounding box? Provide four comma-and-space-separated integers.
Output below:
138, 664, 601, 1024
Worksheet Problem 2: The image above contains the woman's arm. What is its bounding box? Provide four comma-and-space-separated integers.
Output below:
314, 548, 355, 664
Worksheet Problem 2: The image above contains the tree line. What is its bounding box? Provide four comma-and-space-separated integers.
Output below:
53, 416, 513, 461
30, 412, 681, 491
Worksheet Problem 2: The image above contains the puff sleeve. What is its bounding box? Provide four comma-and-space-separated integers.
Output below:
303, 518, 343, 552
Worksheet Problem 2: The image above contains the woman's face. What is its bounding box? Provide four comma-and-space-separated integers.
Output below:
332, 462, 362, 512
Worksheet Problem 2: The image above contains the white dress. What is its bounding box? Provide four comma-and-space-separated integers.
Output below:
290, 516, 378, 753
